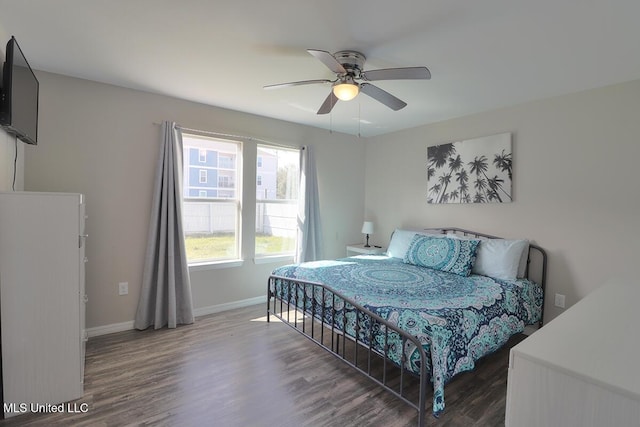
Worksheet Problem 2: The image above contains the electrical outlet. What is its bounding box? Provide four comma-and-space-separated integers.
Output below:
554, 293, 566, 308
118, 282, 129, 296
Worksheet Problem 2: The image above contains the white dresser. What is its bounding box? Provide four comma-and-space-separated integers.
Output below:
0, 192, 87, 418
505, 278, 640, 426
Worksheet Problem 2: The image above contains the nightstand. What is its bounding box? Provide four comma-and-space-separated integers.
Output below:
346, 244, 386, 256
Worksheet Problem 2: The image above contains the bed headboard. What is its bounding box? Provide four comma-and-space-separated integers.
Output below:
423, 227, 547, 326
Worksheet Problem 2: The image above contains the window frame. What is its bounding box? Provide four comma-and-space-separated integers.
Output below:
254, 145, 300, 260
182, 133, 243, 266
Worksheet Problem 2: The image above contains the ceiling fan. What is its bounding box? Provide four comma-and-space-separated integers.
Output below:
264, 49, 431, 114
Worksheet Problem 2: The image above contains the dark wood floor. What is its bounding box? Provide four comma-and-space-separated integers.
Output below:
0, 304, 524, 427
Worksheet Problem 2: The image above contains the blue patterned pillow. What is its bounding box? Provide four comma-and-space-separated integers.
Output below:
403, 235, 480, 276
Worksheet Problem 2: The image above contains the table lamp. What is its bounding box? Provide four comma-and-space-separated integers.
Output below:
361, 221, 374, 247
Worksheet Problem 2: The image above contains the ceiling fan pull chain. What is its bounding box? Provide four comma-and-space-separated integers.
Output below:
358, 101, 361, 138
329, 105, 333, 134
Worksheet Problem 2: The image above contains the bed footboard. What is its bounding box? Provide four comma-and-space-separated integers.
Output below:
267, 275, 430, 427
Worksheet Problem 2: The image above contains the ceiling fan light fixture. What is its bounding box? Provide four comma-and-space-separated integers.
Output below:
333, 82, 359, 101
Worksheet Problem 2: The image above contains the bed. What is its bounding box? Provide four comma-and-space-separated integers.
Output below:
266, 227, 546, 426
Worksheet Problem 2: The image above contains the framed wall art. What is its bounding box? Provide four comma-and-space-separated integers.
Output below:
427, 132, 512, 204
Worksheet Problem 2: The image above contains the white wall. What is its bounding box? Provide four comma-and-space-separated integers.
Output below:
365, 79, 640, 322
0, 129, 24, 191
24, 67, 640, 329
25, 71, 365, 329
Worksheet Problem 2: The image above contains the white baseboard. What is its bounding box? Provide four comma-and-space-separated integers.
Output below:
86, 295, 267, 338
86, 320, 135, 338
192, 295, 266, 317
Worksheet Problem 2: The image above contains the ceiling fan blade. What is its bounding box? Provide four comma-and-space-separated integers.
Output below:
362, 66, 431, 81
359, 83, 407, 111
263, 79, 332, 90
307, 49, 347, 74
317, 91, 339, 115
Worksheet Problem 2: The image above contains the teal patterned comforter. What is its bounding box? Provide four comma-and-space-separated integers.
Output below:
271, 255, 543, 417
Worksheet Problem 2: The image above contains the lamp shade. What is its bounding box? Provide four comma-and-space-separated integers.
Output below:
361, 221, 374, 234
333, 82, 359, 101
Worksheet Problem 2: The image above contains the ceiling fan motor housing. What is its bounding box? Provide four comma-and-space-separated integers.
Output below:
334, 50, 366, 77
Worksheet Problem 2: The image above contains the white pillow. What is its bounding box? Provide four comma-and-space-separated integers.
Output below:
448, 233, 529, 280
516, 240, 530, 278
474, 239, 529, 280
386, 229, 444, 258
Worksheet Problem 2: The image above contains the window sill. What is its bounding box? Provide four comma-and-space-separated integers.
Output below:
253, 254, 295, 265
188, 259, 244, 272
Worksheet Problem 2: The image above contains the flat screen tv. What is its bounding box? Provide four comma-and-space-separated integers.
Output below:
0, 36, 39, 145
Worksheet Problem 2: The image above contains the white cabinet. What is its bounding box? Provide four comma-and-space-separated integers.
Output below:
0, 192, 87, 418
505, 279, 640, 427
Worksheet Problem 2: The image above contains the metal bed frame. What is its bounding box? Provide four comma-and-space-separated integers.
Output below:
266, 228, 547, 426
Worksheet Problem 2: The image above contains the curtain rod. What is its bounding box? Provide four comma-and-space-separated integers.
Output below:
153, 122, 303, 150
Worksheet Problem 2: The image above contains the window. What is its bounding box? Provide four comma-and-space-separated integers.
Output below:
218, 154, 233, 169
199, 149, 207, 163
255, 145, 299, 257
218, 175, 232, 188
182, 133, 242, 264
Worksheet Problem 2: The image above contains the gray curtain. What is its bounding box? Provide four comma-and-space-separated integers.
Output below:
134, 121, 194, 330
296, 145, 324, 262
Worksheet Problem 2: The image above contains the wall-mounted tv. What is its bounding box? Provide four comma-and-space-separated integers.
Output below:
0, 36, 39, 145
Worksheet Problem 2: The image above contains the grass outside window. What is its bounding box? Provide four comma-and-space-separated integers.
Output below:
185, 233, 295, 262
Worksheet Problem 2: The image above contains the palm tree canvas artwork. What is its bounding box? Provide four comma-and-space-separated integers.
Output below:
427, 133, 512, 204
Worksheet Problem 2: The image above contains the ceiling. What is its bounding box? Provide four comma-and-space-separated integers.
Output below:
1, 0, 640, 137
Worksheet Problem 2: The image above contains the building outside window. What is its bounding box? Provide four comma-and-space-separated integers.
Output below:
218, 154, 233, 169
182, 133, 242, 263
255, 145, 299, 257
